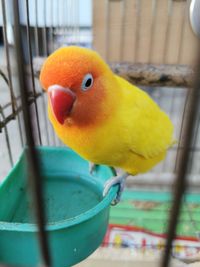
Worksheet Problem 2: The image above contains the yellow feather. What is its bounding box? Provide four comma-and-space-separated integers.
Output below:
48, 73, 174, 175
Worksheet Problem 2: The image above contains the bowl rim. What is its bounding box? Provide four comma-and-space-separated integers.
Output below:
0, 147, 118, 232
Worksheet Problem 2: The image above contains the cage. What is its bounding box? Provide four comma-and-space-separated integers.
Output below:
0, 0, 200, 267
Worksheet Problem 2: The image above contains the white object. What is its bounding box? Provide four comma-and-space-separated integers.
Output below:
190, 0, 200, 38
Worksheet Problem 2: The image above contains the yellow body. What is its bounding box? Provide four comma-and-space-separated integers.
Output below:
48, 71, 174, 175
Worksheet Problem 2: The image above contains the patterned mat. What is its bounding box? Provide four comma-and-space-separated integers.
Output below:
103, 190, 200, 260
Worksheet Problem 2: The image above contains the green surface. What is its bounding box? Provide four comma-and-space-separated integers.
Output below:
110, 190, 200, 237
9, 175, 102, 224
0, 147, 117, 267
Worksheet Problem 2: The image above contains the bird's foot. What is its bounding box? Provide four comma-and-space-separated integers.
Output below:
89, 162, 98, 175
103, 172, 129, 205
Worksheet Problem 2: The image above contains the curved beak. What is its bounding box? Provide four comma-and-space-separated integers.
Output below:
48, 85, 76, 124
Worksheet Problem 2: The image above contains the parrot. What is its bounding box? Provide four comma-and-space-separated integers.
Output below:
39, 46, 174, 204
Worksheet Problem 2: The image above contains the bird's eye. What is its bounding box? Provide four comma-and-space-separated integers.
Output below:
81, 73, 93, 91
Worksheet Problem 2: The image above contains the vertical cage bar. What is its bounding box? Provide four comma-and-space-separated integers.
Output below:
163, 88, 176, 172
149, 0, 157, 63
41, 91, 51, 146
33, 0, 50, 146
66, 0, 71, 44
42, 0, 49, 56
1, 0, 24, 147
40, 0, 51, 146
63, 0, 67, 45
12, 1, 51, 266
66, 0, 70, 45
0, 107, 14, 166
177, 2, 186, 64
71, 0, 76, 44
25, 0, 42, 145
43, 0, 57, 146
49, 0, 54, 52
34, 0, 39, 56
62, 0, 65, 44
69, 0, 73, 45
174, 90, 189, 173
163, 0, 173, 64
1, 0, 15, 114
161, 49, 200, 267
75, 0, 80, 45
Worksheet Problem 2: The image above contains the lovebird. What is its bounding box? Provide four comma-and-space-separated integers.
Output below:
40, 46, 174, 204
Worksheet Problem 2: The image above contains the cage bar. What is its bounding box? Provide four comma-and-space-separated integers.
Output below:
161, 47, 200, 267
12, 0, 51, 265
25, 0, 42, 145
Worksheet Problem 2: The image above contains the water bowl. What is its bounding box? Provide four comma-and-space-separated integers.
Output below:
0, 147, 117, 267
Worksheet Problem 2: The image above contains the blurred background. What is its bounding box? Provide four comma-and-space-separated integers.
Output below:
0, 0, 200, 266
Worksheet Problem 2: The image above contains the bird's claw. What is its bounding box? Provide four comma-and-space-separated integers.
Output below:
89, 162, 98, 175
103, 172, 129, 205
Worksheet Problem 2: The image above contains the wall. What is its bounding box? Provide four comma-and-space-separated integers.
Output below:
93, 0, 199, 65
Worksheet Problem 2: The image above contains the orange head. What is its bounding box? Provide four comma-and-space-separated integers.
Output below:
40, 46, 117, 127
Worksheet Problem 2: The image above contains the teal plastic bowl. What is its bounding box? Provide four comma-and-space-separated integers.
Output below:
0, 147, 117, 267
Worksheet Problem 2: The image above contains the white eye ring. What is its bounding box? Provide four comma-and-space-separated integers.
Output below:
81, 73, 93, 91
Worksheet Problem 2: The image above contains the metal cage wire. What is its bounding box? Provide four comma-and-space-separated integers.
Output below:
0, 0, 200, 267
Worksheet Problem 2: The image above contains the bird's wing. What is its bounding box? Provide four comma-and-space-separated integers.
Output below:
115, 75, 174, 159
